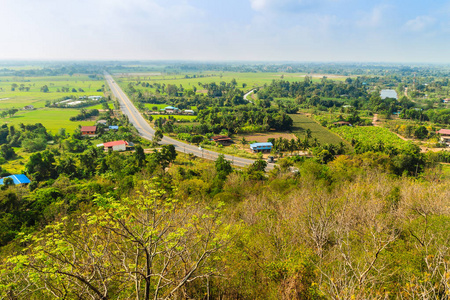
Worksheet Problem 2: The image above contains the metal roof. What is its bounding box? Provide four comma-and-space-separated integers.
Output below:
104, 140, 128, 147
0, 174, 31, 185
250, 142, 273, 147
380, 89, 398, 100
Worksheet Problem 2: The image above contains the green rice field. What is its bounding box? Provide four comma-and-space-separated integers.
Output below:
289, 114, 347, 145
0, 74, 104, 109
1, 108, 94, 133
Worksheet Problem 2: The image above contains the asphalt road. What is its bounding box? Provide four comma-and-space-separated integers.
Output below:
104, 73, 275, 170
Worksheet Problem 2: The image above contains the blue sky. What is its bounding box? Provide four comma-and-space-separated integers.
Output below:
1, 0, 449, 62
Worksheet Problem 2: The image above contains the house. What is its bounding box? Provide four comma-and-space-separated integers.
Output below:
0, 174, 31, 185
250, 142, 273, 153
23, 105, 34, 110
81, 126, 97, 136
443, 98, 450, 103
437, 129, 450, 146
88, 96, 102, 101
108, 125, 119, 130
103, 140, 129, 152
380, 89, 398, 100
184, 109, 195, 115
162, 106, 179, 114
211, 135, 233, 146
96, 119, 108, 126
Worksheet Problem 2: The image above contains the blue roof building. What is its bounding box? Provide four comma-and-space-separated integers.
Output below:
109, 125, 119, 130
0, 174, 31, 185
250, 142, 273, 153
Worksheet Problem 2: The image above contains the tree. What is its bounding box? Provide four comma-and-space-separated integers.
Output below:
134, 144, 146, 167
7, 109, 18, 118
40, 85, 49, 93
215, 154, 232, 179
152, 129, 163, 145
5, 181, 225, 299
1, 144, 16, 160
414, 125, 428, 140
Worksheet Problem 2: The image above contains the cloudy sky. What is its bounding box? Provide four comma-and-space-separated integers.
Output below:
1, 0, 449, 62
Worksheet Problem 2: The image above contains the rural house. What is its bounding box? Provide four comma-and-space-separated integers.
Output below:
437, 129, 450, 146
81, 126, 97, 136
23, 105, 34, 110
103, 140, 129, 152
183, 109, 195, 115
211, 135, 233, 146
0, 174, 31, 185
250, 142, 273, 153
162, 106, 180, 114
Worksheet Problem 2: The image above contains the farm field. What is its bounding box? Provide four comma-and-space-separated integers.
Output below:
1, 108, 94, 133
289, 114, 347, 145
2, 148, 33, 174
331, 125, 410, 149
0, 75, 104, 110
114, 71, 349, 96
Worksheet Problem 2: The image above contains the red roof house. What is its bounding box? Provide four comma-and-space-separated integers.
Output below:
81, 126, 97, 136
103, 140, 128, 151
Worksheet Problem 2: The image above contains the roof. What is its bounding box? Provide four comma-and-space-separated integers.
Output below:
380, 89, 398, 100
250, 142, 273, 147
104, 140, 128, 147
81, 126, 97, 132
164, 106, 178, 110
437, 129, 450, 135
211, 135, 232, 141
184, 109, 195, 112
0, 174, 31, 185
108, 125, 119, 130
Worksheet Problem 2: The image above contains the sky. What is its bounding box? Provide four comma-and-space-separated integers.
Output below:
1, 0, 450, 63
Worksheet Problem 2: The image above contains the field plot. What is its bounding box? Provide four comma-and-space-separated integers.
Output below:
331, 126, 410, 149
1, 109, 94, 133
0, 75, 104, 109
289, 114, 346, 145
114, 72, 347, 96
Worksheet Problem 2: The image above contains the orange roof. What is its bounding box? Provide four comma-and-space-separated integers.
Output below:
81, 126, 97, 132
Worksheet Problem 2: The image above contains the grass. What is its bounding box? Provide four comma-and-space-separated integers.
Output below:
2, 148, 33, 174
1, 108, 94, 133
289, 114, 347, 145
114, 72, 349, 96
0, 74, 104, 110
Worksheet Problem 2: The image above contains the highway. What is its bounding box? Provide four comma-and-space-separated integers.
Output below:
104, 73, 275, 170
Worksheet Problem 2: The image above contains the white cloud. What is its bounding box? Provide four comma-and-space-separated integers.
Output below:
403, 15, 436, 32
356, 4, 391, 28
